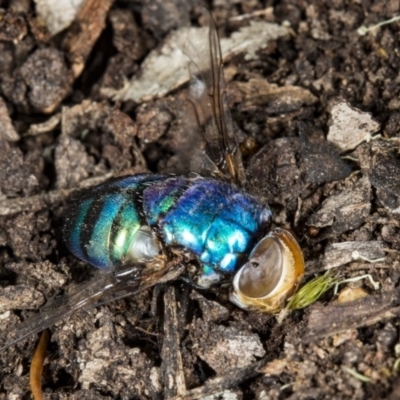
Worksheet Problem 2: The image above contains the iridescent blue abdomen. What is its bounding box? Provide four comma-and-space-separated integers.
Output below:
63, 174, 272, 281
63, 174, 167, 269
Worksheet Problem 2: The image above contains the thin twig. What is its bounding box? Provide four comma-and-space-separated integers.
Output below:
169, 359, 267, 400
162, 286, 187, 398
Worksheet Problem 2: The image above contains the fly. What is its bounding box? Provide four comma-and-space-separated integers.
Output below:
1, 10, 304, 350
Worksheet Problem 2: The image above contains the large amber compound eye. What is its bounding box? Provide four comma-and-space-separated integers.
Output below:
238, 237, 283, 298
230, 228, 304, 313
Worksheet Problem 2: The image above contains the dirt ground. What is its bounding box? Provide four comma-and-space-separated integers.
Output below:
1, 0, 400, 399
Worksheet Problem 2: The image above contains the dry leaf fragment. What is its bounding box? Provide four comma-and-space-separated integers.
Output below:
105, 22, 289, 103
327, 101, 380, 152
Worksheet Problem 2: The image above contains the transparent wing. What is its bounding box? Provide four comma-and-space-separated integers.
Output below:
183, 9, 246, 185
0, 261, 183, 350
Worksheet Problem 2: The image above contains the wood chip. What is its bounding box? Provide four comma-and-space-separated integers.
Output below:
161, 287, 186, 398
305, 287, 400, 342
63, 0, 114, 77
327, 101, 380, 153
307, 177, 371, 234
321, 241, 385, 270
235, 78, 317, 114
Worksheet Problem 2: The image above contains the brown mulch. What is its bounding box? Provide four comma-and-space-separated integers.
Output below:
1, 0, 400, 399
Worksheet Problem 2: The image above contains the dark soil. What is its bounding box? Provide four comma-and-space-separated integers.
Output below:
1, 0, 400, 399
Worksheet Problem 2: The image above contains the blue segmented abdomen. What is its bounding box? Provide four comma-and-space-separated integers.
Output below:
63, 174, 166, 269
143, 177, 272, 273
63, 174, 272, 275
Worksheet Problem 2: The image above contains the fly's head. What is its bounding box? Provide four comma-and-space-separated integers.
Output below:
230, 228, 304, 313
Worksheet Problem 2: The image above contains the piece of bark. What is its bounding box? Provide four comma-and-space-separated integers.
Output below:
168, 359, 266, 400
307, 176, 371, 235
63, 0, 114, 78
161, 287, 187, 399
356, 141, 400, 215
320, 241, 385, 270
235, 78, 317, 114
305, 287, 400, 342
